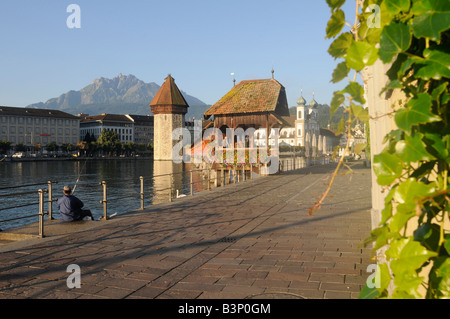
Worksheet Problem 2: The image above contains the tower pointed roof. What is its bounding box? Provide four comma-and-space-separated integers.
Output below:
150, 74, 189, 107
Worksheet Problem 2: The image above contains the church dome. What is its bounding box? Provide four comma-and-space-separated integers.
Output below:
297, 96, 306, 106
297, 90, 306, 106
309, 90, 318, 108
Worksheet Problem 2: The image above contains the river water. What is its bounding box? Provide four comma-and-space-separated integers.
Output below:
0, 159, 211, 230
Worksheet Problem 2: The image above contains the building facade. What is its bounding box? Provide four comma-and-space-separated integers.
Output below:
80, 113, 134, 143
0, 106, 80, 148
125, 114, 154, 145
80, 113, 155, 145
254, 90, 339, 155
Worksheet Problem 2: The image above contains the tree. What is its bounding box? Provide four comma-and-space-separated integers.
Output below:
322, 0, 449, 299
61, 143, 75, 153
123, 142, 136, 156
45, 142, 59, 153
15, 143, 27, 152
0, 140, 11, 154
97, 129, 121, 156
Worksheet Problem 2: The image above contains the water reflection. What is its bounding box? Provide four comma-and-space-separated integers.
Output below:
0, 159, 210, 230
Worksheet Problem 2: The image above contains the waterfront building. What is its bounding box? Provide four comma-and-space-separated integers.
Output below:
125, 114, 154, 145
79, 113, 135, 143
0, 105, 80, 149
252, 90, 339, 155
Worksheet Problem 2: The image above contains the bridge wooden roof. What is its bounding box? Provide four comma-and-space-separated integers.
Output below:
204, 79, 290, 118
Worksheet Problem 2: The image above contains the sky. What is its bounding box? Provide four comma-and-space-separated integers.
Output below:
0, 0, 357, 109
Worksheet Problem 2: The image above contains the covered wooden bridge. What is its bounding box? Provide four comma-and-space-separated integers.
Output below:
201, 77, 291, 175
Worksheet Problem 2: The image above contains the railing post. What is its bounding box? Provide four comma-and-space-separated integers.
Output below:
38, 189, 45, 238
207, 169, 211, 191
215, 169, 218, 187
250, 164, 253, 179
190, 171, 193, 196
140, 176, 144, 210
168, 174, 172, 202
47, 181, 53, 220
100, 181, 108, 220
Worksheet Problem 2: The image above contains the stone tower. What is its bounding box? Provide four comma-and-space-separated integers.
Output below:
150, 74, 189, 161
294, 90, 307, 147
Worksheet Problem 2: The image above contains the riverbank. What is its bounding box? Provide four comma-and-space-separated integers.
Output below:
1, 155, 153, 162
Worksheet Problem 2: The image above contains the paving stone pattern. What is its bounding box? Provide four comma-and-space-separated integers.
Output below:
0, 163, 373, 299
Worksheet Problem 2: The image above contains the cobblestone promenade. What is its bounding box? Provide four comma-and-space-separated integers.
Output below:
0, 162, 373, 299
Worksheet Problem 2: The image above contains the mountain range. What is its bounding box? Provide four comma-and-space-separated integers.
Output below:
27, 74, 210, 120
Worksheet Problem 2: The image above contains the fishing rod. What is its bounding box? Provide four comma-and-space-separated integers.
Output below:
71, 158, 88, 194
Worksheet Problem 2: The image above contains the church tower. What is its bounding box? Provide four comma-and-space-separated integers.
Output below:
294, 90, 307, 147
150, 74, 189, 161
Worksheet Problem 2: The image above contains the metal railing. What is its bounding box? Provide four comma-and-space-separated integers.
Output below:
278, 155, 331, 172
1, 155, 333, 239
0, 181, 58, 238
97, 165, 255, 218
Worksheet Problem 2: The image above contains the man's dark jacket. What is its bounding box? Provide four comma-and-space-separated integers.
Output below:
57, 195, 84, 222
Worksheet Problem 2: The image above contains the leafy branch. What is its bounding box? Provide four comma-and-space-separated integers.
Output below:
321, 0, 450, 299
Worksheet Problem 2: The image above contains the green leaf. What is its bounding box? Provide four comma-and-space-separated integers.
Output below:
328, 32, 353, 59
390, 211, 415, 232
411, 0, 450, 42
381, 201, 393, 225
429, 257, 450, 298
414, 223, 441, 252
351, 104, 369, 122
326, 0, 346, 11
424, 133, 449, 161
358, 284, 380, 299
390, 289, 416, 299
330, 91, 345, 118
341, 82, 366, 104
379, 22, 412, 63
431, 81, 448, 102
384, 0, 410, 15
326, 9, 345, 39
393, 178, 436, 204
387, 237, 438, 275
345, 41, 379, 71
373, 152, 402, 185
394, 132, 436, 163
415, 49, 450, 80
359, 263, 391, 298
445, 237, 450, 255
392, 272, 425, 298
354, 143, 367, 155
378, 263, 392, 292
394, 93, 441, 132
331, 61, 349, 83
393, 178, 436, 213
371, 225, 390, 251
382, 80, 403, 94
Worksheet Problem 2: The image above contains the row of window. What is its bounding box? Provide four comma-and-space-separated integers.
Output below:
1, 116, 78, 126
2, 126, 77, 135
1, 135, 77, 145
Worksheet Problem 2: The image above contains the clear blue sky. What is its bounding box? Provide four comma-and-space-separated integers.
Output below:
0, 0, 357, 109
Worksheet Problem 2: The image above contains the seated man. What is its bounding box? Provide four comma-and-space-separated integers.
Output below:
57, 185, 94, 222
